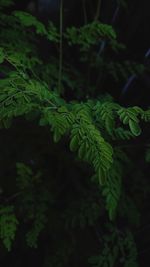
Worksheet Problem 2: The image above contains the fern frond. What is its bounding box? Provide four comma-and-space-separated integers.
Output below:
13, 11, 60, 43
0, 205, 19, 251
117, 107, 142, 136
141, 109, 150, 122
114, 127, 134, 140
16, 163, 33, 190
16, 163, 49, 248
64, 192, 101, 229
13, 11, 47, 35
89, 226, 138, 267
70, 105, 113, 183
94, 101, 120, 137
65, 21, 117, 51
26, 202, 47, 248
40, 106, 75, 142
102, 161, 122, 220
107, 61, 145, 82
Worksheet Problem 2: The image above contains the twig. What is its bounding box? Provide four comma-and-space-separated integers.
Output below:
94, 0, 102, 21
82, 0, 88, 24
58, 0, 63, 94
3, 191, 23, 203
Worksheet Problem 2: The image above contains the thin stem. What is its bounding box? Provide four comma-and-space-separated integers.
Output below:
94, 0, 102, 21
58, 0, 63, 94
82, 0, 88, 24
4, 191, 23, 203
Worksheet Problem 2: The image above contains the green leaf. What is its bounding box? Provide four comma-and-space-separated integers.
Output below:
0, 47, 5, 63
70, 135, 79, 151
78, 142, 86, 158
129, 119, 141, 136
53, 129, 61, 143
98, 167, 106, 185
14, 11, 47, 35
0, 206, 19, 251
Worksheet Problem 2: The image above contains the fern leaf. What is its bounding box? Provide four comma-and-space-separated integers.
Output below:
0, 206, 19, 251
40, 107, 75, 142
141, 109, 150, 122
118, 107, 141, 136
70, 105, 113, 182
14, 11, 47, 35
102, 161, 122, 221
65, 21, 117, 51
128, 119, 141, 136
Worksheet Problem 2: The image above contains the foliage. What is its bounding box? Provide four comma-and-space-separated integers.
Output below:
0, 206, 18, 251
88, 225, 138, 267
0, 1, 149, 266
65, 21, 117, 51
